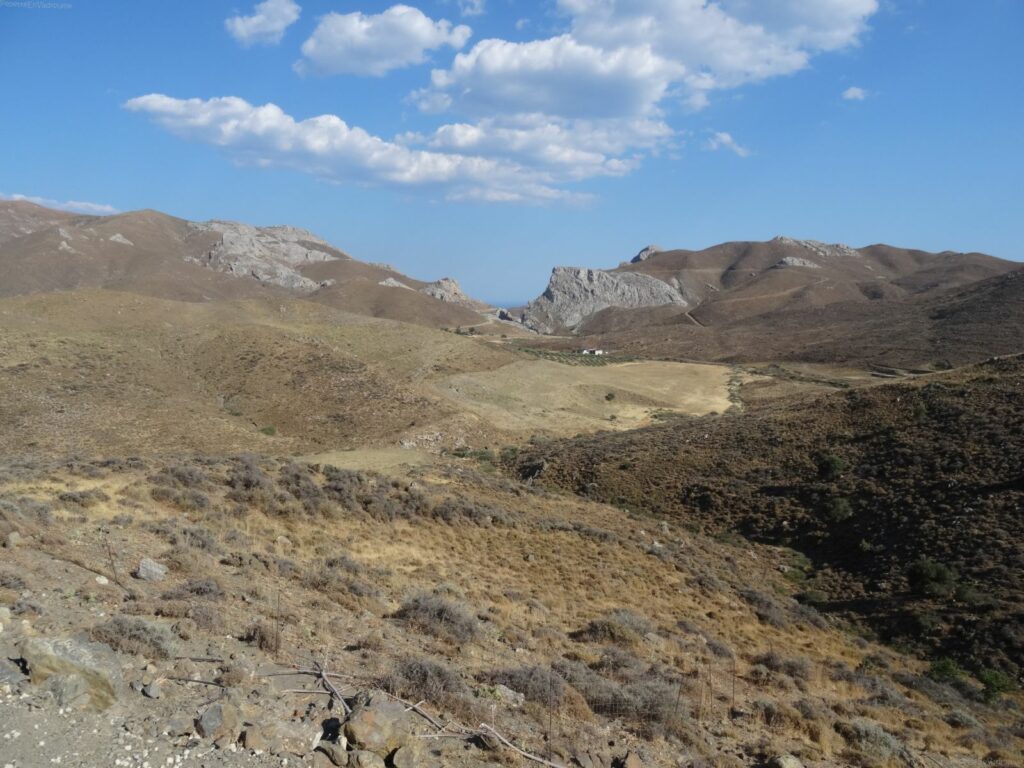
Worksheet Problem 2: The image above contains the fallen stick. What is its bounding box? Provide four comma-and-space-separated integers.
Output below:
478, 724, 566, 768
166, 677, 231, 689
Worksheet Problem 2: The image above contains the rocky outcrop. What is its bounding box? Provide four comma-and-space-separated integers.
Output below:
631, 244, 662, 263
520, 267, 687, 333
187, 220, 346, 292
773, 256, 821, 269
419, 277, 487, 308
772, 236, 860, 260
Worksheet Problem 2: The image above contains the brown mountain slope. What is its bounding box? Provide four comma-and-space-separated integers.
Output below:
0, 199, 78, 244
511, 355, 1024, 679
520, 238, 1019, 368
0, 202, 491, 329
569, 266, 1024, 369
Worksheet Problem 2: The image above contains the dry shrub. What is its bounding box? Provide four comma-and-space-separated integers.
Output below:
394, 593, 477, 643
572, 609, 653, 646
752, 651, 813, 681
834, 718, 903, 765
752, 699, 802, 732
90, 615, 175, 659
241, 621, 280, 653
162, 578, 223, 600
380, 656, 475, 720
486, 666, 566, 707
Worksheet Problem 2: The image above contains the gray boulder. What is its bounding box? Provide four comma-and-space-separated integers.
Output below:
133, 558, 168, 582
350, 751, 386, 768
343, 694, 411, 756
19, 636, 121, 711
195, 701, 241, 743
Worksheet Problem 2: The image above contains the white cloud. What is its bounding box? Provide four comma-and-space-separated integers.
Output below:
842, 85, 867, 100
225, 0, 301, 46
0, 192, 119, 216
423, 0, 878, 115
457, 0, 485, 17
401, 114, 674, 180
429, 35, 682, 119
298, 5, 471, 76
705, 132, 750, 158
124, 94, 591, 203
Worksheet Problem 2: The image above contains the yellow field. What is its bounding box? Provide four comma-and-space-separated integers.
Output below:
433, 359, 735, 435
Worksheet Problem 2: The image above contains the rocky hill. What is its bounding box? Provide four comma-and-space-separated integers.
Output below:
514, 238, 1021, 368
0, 201, 491, 329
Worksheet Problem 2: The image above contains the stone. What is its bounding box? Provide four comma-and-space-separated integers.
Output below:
274, 720, 324, 755
575, 751, 612, 768
245, 720, 323, 756
317, 741, 350, 766
768, 756, 804, 768
3, 531, 20, 549
44, 673, 90, 708
142, 681, 162, 699
162, 714, 194, 737
19, 636, 121, 711
390, 745, 423, 768
195, 702, 241, 742
622, 752, 644, 768
343, 695, 411, 756
243, 727, 272, 754
350, 751, 386, 768
133, 558, 168, 582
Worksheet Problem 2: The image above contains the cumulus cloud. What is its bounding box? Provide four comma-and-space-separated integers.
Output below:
424, 0, 878, 114
124, 94, 595, 203
298, 5, 471, 76
0, 192, 119, 215
842, 85, 868, 100
401, 114, 674, 179
429, 35, 682, 119
225, 0, 301, 46
705, 131, 750, 157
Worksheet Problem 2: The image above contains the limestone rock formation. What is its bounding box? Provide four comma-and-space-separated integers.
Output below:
631, 244, 662, 263
772, 235, 860, 260
187, 220, 346, 292
520, 267, 687, 333
419, 277, 487, 308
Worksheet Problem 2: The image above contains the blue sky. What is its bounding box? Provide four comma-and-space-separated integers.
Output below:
1, 0, 1021, 304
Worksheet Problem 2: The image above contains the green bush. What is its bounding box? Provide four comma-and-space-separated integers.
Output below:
907, 558, 957, 598
978, 668, 1014, 702
823, 496, 854, 523
927, 657, 963, 682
